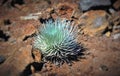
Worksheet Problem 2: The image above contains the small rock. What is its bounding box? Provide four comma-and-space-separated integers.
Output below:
20, 12, 42, 20
20, 16, 39, 20
99, 65, 109, 71
105, 31, 111, 37
113, 25, 120, 30
113, 33, 120, 39
0, 55, 6, 64
109, 8, 116, 14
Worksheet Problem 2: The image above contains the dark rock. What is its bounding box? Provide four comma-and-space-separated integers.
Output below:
21, 62, 44, 76
0, 55, 6, 64
0, 30, 10, 41
4, 19, 11, 25
1, 0, 25, 7
113, 0, 120, 10
79, 0, 111, 12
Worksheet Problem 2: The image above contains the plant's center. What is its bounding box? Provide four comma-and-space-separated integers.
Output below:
50, 29, 57, 35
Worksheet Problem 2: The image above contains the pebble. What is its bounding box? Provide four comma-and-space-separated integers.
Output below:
105, 31, 111, 37
99, 65, 108, 71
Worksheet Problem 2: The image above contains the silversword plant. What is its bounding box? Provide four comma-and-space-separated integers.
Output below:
33, 18, 83, 65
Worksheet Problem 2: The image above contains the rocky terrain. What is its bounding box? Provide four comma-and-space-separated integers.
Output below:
0, 0, 120, 76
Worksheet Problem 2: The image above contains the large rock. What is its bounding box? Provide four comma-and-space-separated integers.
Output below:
9, 21, 37, 42
78, 10, 109, 36
0, 45, 33, 76
79, 0, 111, 11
